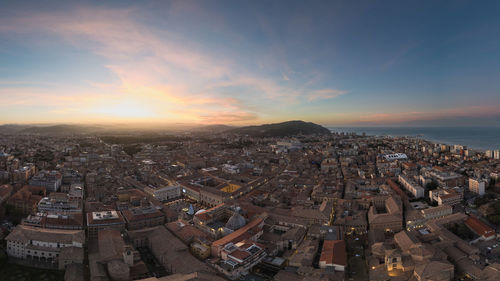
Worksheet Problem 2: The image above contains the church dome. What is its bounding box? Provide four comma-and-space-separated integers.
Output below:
225, 212, 246, 231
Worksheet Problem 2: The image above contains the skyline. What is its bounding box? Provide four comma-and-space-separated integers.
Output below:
1, 1, 500, 126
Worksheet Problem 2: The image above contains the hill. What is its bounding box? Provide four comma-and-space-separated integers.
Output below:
191, 124, 235, 134
18, 124, 106, 135
228, 120, 330, 137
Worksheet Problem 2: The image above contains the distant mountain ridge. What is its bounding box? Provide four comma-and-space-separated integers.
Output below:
0, 120, 330, 137
228, 120, 330, 137
191, 124, 235, 133
0, 124, 106, 135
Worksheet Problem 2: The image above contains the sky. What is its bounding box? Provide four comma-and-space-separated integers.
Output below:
1, 0, 500, 126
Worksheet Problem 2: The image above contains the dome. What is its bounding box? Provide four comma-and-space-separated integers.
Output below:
409, 244, 434, 261
107, 260, 130, 281
225, 212, 246, 231
195, 209, 206, 215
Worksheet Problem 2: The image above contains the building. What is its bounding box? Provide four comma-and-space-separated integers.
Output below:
485, 150, 493, 158
464, 216, 495, 241
144, 184, 181, 202
427, 169, 463, 187
399, 175, 425, 198
193, 204, 248, 239
321, 158, 336, 173
218, 240, 267, 279
211, 217, 265, 257
29, 170, 62, 192
166, 219, 211, 245
319, 240, 346, 271
383, 153, 408, 161
179, 181, 201, 201
0, 184, 13, 204
430, 189, 462, 206
87, 210, 126, 239
494, 150, 500, 160
413, 261, 454, 281
6, 224, 84, 270
469, 178, 486, 196
7, 185, 46, 214
88, 229, 148, 281
121, 205, 165, 230
37, 193, 82, 214
368, 196, 403, 232
420, 205, 452, 221
222, 164, 240, 174
23, 212, 84, 230
147, 226, 216, 275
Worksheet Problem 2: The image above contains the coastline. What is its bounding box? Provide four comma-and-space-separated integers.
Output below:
328, 127, 500, 152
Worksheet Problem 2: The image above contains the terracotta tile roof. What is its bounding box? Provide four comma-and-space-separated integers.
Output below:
320, 240, 347, 266
465, 216, 495, 238
212, 217, 263, 247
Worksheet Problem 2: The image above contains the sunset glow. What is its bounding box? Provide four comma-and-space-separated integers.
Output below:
1, 1, 500, 126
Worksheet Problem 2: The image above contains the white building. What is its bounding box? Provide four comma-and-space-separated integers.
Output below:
469, 178, 485, 196
485, 150, 493, 158
144, 184, 181, 202
383, 153, 408, 161
398, 175, 425, 198
429, 189, 462, 206
222, 164, 240, 174
494, 150, 500, 160
219, 240, 267, 279
38, 193, 82, 214
6, 224, 84, 269
420, 205, 453, 220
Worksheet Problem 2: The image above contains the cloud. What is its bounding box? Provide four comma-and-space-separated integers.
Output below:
0, 5, 348, 124
197, 112, 259, 124
306, 89, 347, 101
352, 105, 500, 125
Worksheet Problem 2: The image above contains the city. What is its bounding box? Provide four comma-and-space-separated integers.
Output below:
0, 123, 500, 280
2, 1, 500, 280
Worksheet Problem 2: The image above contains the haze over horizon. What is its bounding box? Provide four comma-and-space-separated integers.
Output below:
1, 0, 500, 126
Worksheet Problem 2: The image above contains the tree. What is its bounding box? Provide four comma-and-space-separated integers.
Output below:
123, 145, 142, 157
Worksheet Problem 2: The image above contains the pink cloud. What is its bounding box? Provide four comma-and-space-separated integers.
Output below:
353, 105, 500, 124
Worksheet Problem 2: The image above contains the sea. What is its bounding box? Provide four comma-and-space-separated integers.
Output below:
327, 127, 500, 151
